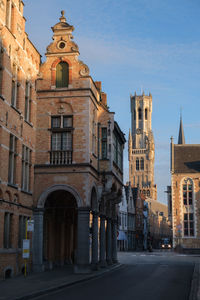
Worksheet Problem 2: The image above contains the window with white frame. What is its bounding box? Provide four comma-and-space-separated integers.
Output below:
8, 134, 17, 185
92, 111, 97, 155
183, 179, 194, 237
21, 145, 31, 192
184, 213, 194, 237
113, 132, 123, 170
4, 212, 13, 248
11, 64, 19, 108
101, 127, 107, 159
50, 115, 73, 165
25, 81, 32, 122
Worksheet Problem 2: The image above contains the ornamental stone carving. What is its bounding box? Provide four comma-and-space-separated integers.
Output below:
79, 60, 89, 76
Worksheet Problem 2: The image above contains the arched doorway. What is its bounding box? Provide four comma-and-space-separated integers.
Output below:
43, 190, 77, 268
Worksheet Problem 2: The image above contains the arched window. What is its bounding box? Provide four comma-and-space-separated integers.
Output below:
145, 108, 148, 120
56, 62, 69, 88
183, 178, 194, 237
136, 157, 139, 170
140, 158, 144, 170
134, 109, 136, 120
138, 108, 142, 120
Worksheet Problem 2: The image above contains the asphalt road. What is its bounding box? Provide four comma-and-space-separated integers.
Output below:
35, 251, 196, 300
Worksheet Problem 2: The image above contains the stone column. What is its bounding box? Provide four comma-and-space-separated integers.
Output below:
112, 220, 118, 263
106, 218, 112, 265
32, 210, 44, 272
91, 211, 98, 268
74, 207, 90, 273
99, 215, 106, 267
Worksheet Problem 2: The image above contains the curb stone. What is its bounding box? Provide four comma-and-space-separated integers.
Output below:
189, 263, 200, 300
14, 264, 123, 300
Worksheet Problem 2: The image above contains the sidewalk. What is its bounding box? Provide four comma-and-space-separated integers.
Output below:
0, 264, 122, 300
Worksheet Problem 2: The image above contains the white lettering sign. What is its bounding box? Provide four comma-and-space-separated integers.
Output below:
27, 220, 34, 232
22, 239, 30, 259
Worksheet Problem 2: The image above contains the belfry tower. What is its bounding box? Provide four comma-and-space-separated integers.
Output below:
128, 92, 157, 199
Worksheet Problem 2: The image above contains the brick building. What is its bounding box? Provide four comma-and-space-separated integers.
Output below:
0, 0, 40, 279
0, 5, 125, 278
171, 117, 200, 250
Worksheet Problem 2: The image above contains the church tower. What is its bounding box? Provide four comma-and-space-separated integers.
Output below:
128, 92, 157, 200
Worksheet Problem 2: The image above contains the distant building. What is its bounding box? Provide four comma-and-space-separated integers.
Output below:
171, 116, 200, 250
166, 185, 172, 225
128, 93, 157, 200
117, 187, 128, 251
133, 187, 144, 250
146, 198, 172, 248
125, 183, 136, 250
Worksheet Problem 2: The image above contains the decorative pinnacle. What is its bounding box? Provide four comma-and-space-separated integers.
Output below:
59, 10, 66, 22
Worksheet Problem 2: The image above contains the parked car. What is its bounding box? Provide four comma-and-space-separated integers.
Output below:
160, 238, 172, 249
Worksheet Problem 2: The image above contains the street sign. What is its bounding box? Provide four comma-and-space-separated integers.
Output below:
22, 239, 30, 259
27, 220, 34, 232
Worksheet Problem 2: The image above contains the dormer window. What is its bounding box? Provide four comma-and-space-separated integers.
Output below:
56, 62, 69, 88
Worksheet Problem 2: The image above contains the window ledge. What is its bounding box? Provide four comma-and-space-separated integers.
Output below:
11, 105, 21, 115
25, 120, 33, 128
100, 158, 109, 161
21, 189, 33, 196
0, 248, 18, 254
49, 127, 74, 132
92, 153, 97, 159
0, 95, 5, 101
7, 183, 18, 190
113, 161, 123, 174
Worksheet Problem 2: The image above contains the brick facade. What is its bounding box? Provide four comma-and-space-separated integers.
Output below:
0, 7, 125, 278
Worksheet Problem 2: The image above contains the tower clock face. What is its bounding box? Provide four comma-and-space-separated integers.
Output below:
136, 128, 142, 134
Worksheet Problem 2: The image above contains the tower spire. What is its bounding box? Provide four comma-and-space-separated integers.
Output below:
178, 113, 185, 144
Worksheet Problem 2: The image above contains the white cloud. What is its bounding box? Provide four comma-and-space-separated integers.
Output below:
185, 122, 200, 128
77, 35, 200, 76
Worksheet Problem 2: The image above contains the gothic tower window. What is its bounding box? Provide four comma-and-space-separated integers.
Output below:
134, 109, 136, 120
136, 157, 139, 170
182, 178, 194, 237
138, 108, 142, 120
140, 158, 144, 170
145, 108, 148, 120
56, 62, 69, 88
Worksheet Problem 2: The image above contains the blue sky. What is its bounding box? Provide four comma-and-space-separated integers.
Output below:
23, 0, 200, 204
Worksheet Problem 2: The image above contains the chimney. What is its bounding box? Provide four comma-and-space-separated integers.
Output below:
95, 81, 102, 92
101, 92, 107, 106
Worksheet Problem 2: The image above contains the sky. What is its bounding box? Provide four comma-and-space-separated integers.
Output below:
23, 0, 200, 204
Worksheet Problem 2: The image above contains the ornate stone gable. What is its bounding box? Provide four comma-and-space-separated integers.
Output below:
44, 11, 89, 79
